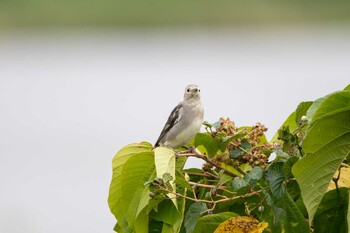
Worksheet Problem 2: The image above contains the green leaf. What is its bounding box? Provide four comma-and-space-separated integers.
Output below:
194, 133, 220, 157
249, 166, 263, 180
263, 189, 309, 233
286, 180, 301, 201
149, 220, 163, 233
283, 191, 310, 233
282, 156, 299, 179
113, 223, 120, 233
344, 84, 350, 91
277, 126, 293, 142
150, 200, 183, 233
121, 153, 155, 230
240, 139, 252, 151
292, 91, 350, 224
271, 111, 297, 142
134, 207, 149, 233
220, 162, 244, 177
108, 142, 154, 222
274, 147, 290, 161
184, 202, 208, 233
176, 155, 187, 171
154, 147, 177, 208
174, 172, 192, 190
229, 148, 243, 158
154, 147, 176, 179
305, 97, 325, 125
295, 101, 313, 124
265, 162, 285, 199
119, 219, 134, 233
202, 121, 212, 128
192, 212, 238, 233
306, 119, 350, 157
314, 188, 349, 233
175, 175, 187, 233
308, 91, 350, 128
262, 190, 284, 232
226, 132, 247, 140
218, 172, 233, 186
231, 176, 249, 191
293, 131, 350, 224
239, 163, 252, 173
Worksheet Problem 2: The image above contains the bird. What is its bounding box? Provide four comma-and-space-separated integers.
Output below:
154, 84, 204, 149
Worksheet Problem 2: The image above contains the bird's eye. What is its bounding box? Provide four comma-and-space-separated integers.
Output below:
187, 89, 190, 92
198, 89, 200, 92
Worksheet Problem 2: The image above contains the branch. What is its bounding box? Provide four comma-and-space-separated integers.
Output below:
188, 181, 237, 195
179, 149, 245, 177
158, 185, 264, 206
185, 172, 217, 179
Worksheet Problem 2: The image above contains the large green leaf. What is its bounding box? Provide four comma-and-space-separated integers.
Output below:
292, 90, 350, 224
345, 84, 350, 91
283, 191, 310, 233
265, 162, 285, 200
120, 153, 156, 231
308, 91, 350, 128
192, 212, 238, 233
108, 142, 156, 232
305, 97, 325, 125
313, 188, 349, 233
295, 101, 313, 125
151, 148, 186, 233
154, 147, 176, 178
134, 207, 149, 233
108, 142, 153, 220
194, 133, 220, 157
154, 147, 177, 208
150, 200, 183, 233
263, 189, 309, 232
184, 202, 207, 233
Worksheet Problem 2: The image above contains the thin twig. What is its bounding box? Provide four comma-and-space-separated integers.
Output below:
179, 151, 241, 177
158, 185, 264, 205
188, 181, 225, 190
185, 172, 214, 178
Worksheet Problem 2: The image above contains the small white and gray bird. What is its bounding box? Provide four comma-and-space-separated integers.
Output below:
155, 84, 204, 149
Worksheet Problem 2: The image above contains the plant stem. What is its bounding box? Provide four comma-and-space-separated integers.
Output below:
159, 185, 264, 205
188, 181, 237, 195
185, 172, 216, 178
179, 150, 243, 177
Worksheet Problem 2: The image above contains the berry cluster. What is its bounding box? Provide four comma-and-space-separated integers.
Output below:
202, 118, 274, 171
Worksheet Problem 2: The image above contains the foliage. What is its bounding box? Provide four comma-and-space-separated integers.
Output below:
108, 85, 350, 233
2, 1, 350, 29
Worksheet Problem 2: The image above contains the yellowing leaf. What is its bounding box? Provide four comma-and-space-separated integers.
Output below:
214, 216, 268, 233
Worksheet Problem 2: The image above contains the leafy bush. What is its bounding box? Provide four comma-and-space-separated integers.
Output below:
108, 84, 350, 233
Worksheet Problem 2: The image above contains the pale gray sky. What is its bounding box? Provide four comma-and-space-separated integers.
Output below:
0, 26, 349, 233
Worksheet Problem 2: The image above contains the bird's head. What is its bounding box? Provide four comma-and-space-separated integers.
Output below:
183, 84, 201, 101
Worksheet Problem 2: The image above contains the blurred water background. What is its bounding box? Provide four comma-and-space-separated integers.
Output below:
1, 1, 350, 232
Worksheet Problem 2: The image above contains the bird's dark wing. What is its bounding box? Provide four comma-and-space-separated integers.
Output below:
154, 103, 183, 147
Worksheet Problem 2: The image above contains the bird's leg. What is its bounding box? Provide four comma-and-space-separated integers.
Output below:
179, 145, 196, 154
188, 145, 197, 154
